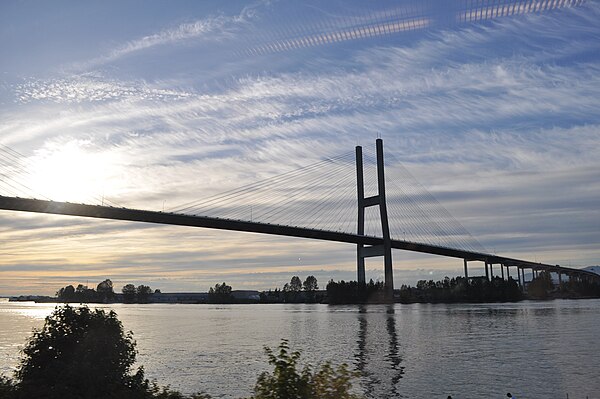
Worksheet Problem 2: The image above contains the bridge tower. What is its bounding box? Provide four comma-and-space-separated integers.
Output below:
356, 138, 394, 301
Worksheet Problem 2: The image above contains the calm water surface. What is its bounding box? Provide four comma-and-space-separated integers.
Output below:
1, 300, 599, 398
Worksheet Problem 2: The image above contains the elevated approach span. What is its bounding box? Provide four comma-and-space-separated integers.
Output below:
1, 195, 597, 283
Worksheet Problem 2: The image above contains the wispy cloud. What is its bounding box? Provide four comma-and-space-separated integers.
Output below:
71, 3, 262, 71
14, 75, 192, 104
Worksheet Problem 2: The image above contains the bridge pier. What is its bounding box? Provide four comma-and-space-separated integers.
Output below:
356, 139, 393, 301
356, 146, 366, 287
500, 263, 505, 280
463, 259, 469, 279
485, 262, 489, 280
558, 272, 563, 287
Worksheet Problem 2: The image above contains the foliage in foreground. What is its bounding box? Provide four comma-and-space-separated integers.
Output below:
15, 305, 146, 398
249, 339, 362, 399
1, 306, 361, 399
2, 305, 209, 399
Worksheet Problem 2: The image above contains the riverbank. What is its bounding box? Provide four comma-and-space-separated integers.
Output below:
8, 272, 600, 306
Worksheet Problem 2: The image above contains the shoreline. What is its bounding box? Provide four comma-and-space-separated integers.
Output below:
6, 293, 600, 305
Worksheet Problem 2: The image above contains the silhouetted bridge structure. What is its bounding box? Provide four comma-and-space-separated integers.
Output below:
0, 139, 597, 299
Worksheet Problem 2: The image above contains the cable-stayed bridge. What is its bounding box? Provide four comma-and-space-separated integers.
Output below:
0, 139, 597, 300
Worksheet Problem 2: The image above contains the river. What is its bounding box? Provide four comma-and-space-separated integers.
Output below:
1, 300, 599, 398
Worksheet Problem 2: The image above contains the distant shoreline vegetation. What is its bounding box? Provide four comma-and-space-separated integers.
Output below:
8, 272, 600, 305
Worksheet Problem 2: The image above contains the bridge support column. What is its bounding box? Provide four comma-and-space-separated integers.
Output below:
463, 259, 469, 279
558, 272, 562, 287
356, 146, 366, 287
490, 262, 494, 279
485, 262, 489, 281
517, 267, 523, 289
506, 265, 510, 280
356, 139, 393, 302
500, 263, 505, 280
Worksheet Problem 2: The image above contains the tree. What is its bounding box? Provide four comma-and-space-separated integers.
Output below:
303, 276, 318, 292
303, 276, 318, 303
250, 339, 361, 399
56, 285, 75, 301
122, 284, 137, 303
290, 276, 302, 292
528, 271, 554, 299
284, 276, 303, 303
5, 305, 211, 399
0, 376, 15, 398
73, 284, 97, 302
137, 285, 153, 303
207, 282, 233, 303
15, 305, 148, 399
97, 279, 115, 302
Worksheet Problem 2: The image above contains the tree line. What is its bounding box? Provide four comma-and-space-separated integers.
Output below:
52, 272, 599, 306
56, 279, 160, 304
206, 275, 320, 304
397, 276, 522, 303
326, 279, 386, 304
258, 275, 320, 303
526, 271, 600, 299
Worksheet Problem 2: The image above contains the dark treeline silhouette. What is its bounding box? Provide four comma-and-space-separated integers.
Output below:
0, 305, 360, 399
324, 277, 522, 304
45, 273, 600, 306
399, 272, 600, 303
56, 279, 160, 304
207, 282, 233, 303
527, 271, 600, 299
398, 276, 523, 303
326, 279, 386, 304
259, 275, 323, 303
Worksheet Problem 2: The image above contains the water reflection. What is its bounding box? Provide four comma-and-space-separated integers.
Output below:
355, 305, 404, 399
386, 306, 404, 397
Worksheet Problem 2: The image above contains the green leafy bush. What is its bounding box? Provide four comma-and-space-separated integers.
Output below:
249, 339, 362, 399
8, 305, 209, 399
15, 305, 148, 398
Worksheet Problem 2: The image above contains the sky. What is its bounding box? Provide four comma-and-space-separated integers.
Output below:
0, 0, 599, 296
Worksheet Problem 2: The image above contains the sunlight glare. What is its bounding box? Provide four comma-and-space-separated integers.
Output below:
26, 141, 121, 203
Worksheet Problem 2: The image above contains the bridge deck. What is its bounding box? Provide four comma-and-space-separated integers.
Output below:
0, 195, 597, 280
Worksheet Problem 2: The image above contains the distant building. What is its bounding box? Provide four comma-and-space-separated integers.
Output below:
232, 290, 260, 301
151, 290, 260, 303
151, 292, 208, 304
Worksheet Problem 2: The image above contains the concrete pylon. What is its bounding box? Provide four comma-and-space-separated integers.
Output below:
356, 138, 394, 301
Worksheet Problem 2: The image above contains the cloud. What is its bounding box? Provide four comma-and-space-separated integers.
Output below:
70, 3, 263, 71
14, 75, 192, 104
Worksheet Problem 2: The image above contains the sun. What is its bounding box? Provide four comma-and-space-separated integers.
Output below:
26, 141, 121, 204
